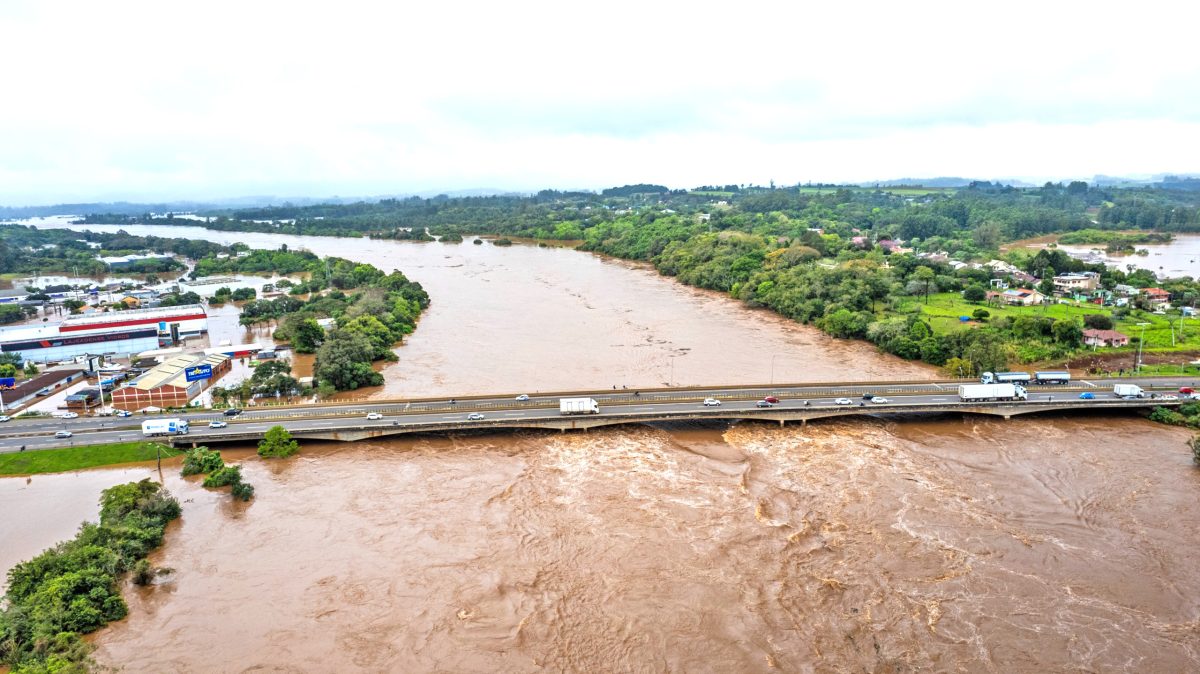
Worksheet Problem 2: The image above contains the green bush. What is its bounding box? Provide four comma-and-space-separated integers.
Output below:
202, 465, 243, 488
258, 425, 299, 458
180, 447, 224, 476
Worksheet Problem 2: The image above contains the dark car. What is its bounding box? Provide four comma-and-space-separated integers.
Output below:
223, 408, 243, 417
763, 396, 780, 404
862, 393, 876, 400
755, 400, 774, 408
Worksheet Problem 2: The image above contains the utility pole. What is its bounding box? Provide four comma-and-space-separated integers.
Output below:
1135, 322, 1149, 372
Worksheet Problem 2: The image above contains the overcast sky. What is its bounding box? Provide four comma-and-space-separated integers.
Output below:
2, 0, 1198, 204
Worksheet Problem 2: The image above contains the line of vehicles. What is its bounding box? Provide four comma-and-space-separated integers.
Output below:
980, 371, 1071, 385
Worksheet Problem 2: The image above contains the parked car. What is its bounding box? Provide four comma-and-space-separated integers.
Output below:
0, 415, 10, 422
834, 398, 853, 405
516, 394, 530, 401
755, 400, 774, 408
870, 397, 890, 404
1078, 392, 1095, 399
702, 398, 721, 406
467, 413, 485, 421
764, 396, 780, 404
58, 412, 79, 419
116, 410, 132, 417
208, 420, 228, 429
54, 430, 72, 439
223, 408, 243, 417
366, 412, 383, 420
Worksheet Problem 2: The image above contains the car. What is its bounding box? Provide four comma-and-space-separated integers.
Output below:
1078, 392, 1095, 399
0, 415, 10, 422
223, 408, 242, 417
870, 397, 890, 404
516, 394, 530, 402
1159, 394, 1179, 401
208, 420, 228, 429
702, 398, 721, 406
467, 413, 485, 421
834, 398, 853, 405
366, 412, 383, 420
36, 388, 51, 396
862, 393, 876, 400
763, 396, 780, 404
755, 400, 774, 408
58, 412, 79, 419
1181, 387, 1195, 395
54, 430, 72, 439
116, 410, 132, 417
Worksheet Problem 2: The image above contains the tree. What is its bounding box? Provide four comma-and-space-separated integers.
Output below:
913, 266, 936, 305
24, 361, 38, 376
942, 356, 975, 378
0, 363, 16, 378
1052, 319, 1083, 346
181, 447, 224, 476
287, 317, 325, 353
1191, 435, 1200, 466
972, 308, 990, 321
258, 425, 299, 458
1083, 313, 1114, 330
963, 285, 987, 303
313, 330, 383, 390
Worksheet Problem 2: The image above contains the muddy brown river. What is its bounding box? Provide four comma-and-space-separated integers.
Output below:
2, 220, 1198, 672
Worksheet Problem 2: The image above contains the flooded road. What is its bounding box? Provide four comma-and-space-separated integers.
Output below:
2, 219, 1198, 672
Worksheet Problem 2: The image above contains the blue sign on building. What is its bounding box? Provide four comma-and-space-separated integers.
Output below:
184, 364, 213, 382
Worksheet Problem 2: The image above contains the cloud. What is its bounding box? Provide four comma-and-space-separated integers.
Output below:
0, 0, 1198, 203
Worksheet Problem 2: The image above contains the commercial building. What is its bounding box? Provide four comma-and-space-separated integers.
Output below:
59, 304, 208, 337
0, 324, 161, 363
110, 353, 231, 411
99, 253, 174, 269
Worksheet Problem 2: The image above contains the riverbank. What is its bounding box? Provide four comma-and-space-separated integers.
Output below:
0, 441, 182, 475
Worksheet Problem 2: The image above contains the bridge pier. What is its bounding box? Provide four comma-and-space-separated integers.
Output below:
779, 419, 785, 427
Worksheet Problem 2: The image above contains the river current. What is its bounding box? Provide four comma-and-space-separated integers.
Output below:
1, 219, 1197, 672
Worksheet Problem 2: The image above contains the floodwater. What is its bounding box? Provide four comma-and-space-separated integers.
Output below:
1, 219, 1197, 672
1055, 233, 1200, 279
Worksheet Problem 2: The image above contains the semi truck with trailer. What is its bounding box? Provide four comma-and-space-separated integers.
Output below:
559, 398, 600, 415
958, 383, 1028, 402
1113, 384, 1145, 399
141, 418, 190, 436
980, 371, 1032, 384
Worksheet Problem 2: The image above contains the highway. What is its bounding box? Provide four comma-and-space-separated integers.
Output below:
0, 375, 1194, 452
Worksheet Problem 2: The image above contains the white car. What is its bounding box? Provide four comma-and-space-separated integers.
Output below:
834, 398, 853, 405
870, 397, 890, 404
57, 412, 79, 419
208, 420, 228, 429
702, 398, 721, 406
516, 394, 530, 402
467, 413, 485, 421
0, 415, 9, 422
54, 430, 73, 439
116, 410, 132, 417
366, 412, 384, 420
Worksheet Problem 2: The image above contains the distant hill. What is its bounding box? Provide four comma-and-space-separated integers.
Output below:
861, 177, 979, 188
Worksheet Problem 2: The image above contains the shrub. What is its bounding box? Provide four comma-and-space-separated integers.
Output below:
180, 447, 224, 476
231, 481, 255, 501
258, 425, 299, 458
202, 465, 243, 488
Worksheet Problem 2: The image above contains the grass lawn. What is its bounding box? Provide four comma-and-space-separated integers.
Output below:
903, 293, 1200, 352
0, 441, 183, 476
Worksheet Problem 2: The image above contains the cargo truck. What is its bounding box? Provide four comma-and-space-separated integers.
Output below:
559, 398, 600, 415
1113, 384, 1145, 399
141, 418, 190, 436
958, 383, 1027, 402
1034, 371, 1071, 385
980, 371, 1032, 384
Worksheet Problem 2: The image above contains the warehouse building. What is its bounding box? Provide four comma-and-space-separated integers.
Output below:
59, 304, 208, 337
0, 324, 161, 363
110, 353, 231, 411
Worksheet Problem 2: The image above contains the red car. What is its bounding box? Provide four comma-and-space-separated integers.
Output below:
1181, 387, 1195, 395
764, 396, 780, 404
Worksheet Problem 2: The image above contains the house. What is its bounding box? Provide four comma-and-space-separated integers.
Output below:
1083, 329, 1130, 348
118, 296, 141, 309
999, 288, 1044, 306
1011, 271, 1038, 285
1053, 272, 1100, 292
878, 239, 902, 254
1143, 288, 1171, 307
989, 278, 1009, 290
1113, 284, 1139, 297
985, 259, 1021, 275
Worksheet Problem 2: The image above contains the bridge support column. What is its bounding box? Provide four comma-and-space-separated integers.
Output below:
192, 441, 197, 448
779, 419, 785, 427
802, 419, 807, 427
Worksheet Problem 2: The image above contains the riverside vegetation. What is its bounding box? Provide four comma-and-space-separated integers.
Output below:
0, 480, 181, 672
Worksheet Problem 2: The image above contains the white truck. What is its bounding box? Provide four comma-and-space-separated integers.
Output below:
559, 398, 600, 415
1113, 384, 1145, 399
958, 383, 1027, 402
141, 418, 190, 436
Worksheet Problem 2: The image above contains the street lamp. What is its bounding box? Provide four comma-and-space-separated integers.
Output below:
1135, 322, 1150, 372
770, 355, 780, 385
